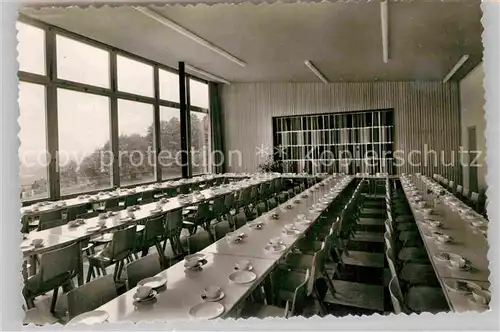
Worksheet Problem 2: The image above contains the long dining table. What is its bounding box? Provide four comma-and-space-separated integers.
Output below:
400, 174, 490, 312
89, 175, 354, 323
21, 173, 327, 285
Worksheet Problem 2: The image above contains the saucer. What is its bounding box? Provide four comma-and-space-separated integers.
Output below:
189, 302, 225, 320
264, 244, 286, 253
201, 291, 225, 302
133, 290, 158, 303
229, 270, 257, 284
138, 276, 167, 289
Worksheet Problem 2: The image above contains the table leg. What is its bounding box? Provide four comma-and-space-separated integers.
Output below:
29, 256, 36, 276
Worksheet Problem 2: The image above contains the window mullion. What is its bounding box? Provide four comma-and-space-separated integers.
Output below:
110, 51, 120, 188
153, 66, 161, 183
45, 28, 60, 200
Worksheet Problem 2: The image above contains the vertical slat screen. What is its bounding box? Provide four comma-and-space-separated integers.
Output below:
221, 82, 461, 183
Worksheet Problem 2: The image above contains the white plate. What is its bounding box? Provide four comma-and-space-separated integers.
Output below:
229, 270, 257, 284
138, 276, 167, 289
86, 226, 101, 233
67, 310, 109, 325
264, 244, 286, 253
185, 253, 207, 262
189, 302, 225, 320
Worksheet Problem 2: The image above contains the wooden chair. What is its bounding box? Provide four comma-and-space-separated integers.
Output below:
138, 215, 168, 268
240, 269, 310, 319
67, 274, 117, 320
233, 211, 248, 230
125, 253, 164, 290
86, 225, 137, 283
162, 209, 184, 256
38, 218, 68, 231
386, 250, 448, 313
22, 243, 81, 313
37, 209, 65, 231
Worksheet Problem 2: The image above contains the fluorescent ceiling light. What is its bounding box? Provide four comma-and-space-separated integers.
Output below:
134, 7, 246, 68
443, 55, 470, 83
305, 60, 329, 84
381, 0, 389, 63
186, 64, 231, 85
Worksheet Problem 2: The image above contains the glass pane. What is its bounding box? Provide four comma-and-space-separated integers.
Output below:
159, 107, 182, 180
56, 35, 110, 88
190, 112, 211, 175
117, 55, 153, 97
189, 79, 209, 109
19, 82, 49, 201
118, 99, 155, 186
17, 22, 46, 75
159, 69, 179, 102
57, 89, 112, 195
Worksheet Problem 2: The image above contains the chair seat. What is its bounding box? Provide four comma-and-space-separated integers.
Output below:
240, 302, 286, 319
362, 208, 386, 215
24, 272, 74, 295
358, 218, 385, 226
324, 280, 385, 312
352, 231, 384, 243
405, 286, 449, 313
401, 263, 437, 285
136, 225, 145, 232
342, 251, 384, 268
398, 247, 429, 263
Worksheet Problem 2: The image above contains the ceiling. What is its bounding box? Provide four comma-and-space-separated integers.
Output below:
20, 0, 483, 83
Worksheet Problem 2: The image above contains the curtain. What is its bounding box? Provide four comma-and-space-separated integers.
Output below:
209, 83, 225, 173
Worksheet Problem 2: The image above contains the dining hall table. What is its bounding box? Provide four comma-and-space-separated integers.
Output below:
88, 175, 354, 323
400, 174, 490, 312
20, 173, 329, 285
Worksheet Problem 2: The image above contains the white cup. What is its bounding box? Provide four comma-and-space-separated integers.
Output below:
236, 260, 250, 270
127, 211, 135, 219
204, 286, 221, 299
98, 213, 107, 220
97, 219, 106, 227
135, 285, 152, 299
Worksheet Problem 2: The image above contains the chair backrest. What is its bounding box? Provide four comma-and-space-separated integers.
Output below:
110, 225, 137, 260
288, 269, 311, 317
165, 209, 183, 235
456, 185, 463, 195
212, 195, 226, 217
67, 274, 117, 319
307, 242, 326, 295
105, 197, 120, 210
471, 192, 479, 203
39, 242, 81, 282
214, 220, 230, 240
233, 211, 247, 229
38, 218, 68, 231
67, 204, 90, 221
141, 191, 155, 204
143, 215, 165, 244
389, 276, 404, 315
125, 253, 164, 290
267, 198, 278, 210
449, 181, 455, 192
186, 230, 211, 254
462, 188, 470, 198
224, 193, 235, 213
443, 178, 449, 185
178, 184, 190, 195
256, 202, 268, 216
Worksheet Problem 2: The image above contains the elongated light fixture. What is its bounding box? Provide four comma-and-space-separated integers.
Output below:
305, 60, 329, 84
134, 7, 246, 68
381, 0, 389, 63
443, 55, 470, 83
186, 64, 231, 85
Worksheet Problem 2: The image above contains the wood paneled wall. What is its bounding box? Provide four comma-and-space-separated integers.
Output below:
220, 82, 461, 182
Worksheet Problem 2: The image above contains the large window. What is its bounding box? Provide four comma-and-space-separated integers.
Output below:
159, 69, 179, 102
190, 112, 211, 175
17, 22, 46, 75
189, 79, 209, 109
118, 99, 155, 186
159, 107, 182, 180
19, 82, 49, 200
117, 55, 154, 97
56, 35, 110, 88
57, 89, 112, 195
17, 20, 214, 201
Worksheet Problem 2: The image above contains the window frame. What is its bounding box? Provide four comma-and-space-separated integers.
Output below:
17, 15, 212, 205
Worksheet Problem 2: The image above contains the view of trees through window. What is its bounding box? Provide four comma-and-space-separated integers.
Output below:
18, 21, 212, 201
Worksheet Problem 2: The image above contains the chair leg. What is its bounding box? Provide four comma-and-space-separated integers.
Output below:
86, 264, 94, 283
50, 287, 59, 313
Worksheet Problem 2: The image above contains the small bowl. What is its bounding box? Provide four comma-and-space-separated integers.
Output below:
135, 286, 153, 300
